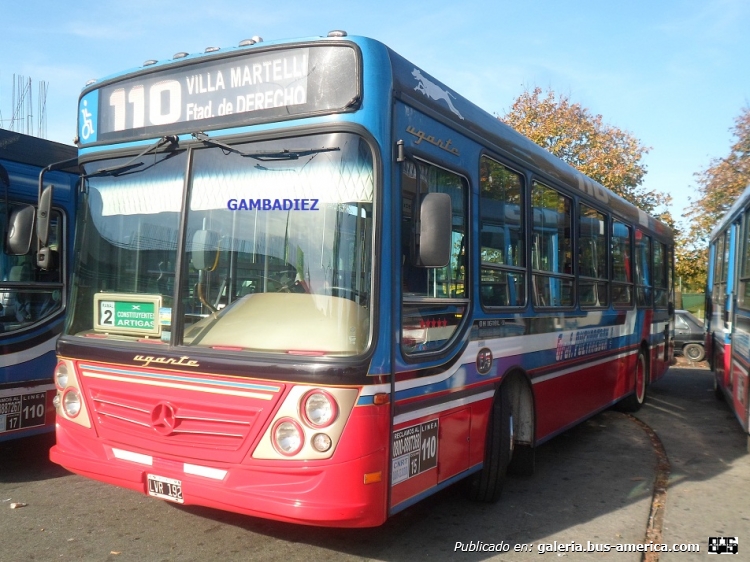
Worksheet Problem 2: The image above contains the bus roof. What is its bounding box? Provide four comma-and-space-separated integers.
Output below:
0, 128, 76, 169
76, 33, 672, 241
709, 183, 750, 240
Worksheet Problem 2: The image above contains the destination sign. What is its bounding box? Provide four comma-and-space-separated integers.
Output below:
93, 293, 162, 336
79, 45, 359, 145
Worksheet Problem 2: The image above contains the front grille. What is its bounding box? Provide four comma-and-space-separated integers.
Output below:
77, 362, 284, 464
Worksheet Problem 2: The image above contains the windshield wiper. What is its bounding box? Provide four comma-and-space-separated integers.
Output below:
192, 131, 339, 161
86, 135, 179, 177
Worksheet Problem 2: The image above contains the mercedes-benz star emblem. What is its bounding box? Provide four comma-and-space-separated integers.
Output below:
151, 402, 177, 435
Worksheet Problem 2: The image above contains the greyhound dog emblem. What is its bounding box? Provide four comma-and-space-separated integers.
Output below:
412, 69, 463, 120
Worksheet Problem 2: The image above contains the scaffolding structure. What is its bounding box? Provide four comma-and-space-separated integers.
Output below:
0, 74, 48, 139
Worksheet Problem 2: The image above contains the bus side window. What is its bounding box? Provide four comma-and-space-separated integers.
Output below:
0, 207, 63, 331
479, 156, 525, 308
401, 159, 468, 354
635, 229, 652, 307
531, 181, 573, 308
612, 220, 633, 306
738, 211, 750, 308
578, 204, 608, 307
653, 241, 668, 307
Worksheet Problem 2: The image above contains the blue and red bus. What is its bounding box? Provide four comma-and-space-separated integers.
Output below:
1, 129, 77, 441
706, 183, 750, 450
45, 33, 674, 526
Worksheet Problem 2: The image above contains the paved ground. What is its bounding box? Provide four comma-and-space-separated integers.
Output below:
1, 362, 747, 561
636, 362, 749, 560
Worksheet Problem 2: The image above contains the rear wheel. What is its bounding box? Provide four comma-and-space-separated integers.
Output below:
683, 343, 705, 362
619, 351, 647, 412
465, 385, 512, 502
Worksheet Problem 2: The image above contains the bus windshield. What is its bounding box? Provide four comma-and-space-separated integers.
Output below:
68, 132, 375, 357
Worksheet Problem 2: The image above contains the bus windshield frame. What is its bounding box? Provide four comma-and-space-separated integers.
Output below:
68, 131, 376, 359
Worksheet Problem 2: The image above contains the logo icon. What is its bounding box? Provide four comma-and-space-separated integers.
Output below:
80, 100, 95, 141
708, 537, 738, 555
151, 402, 178, 435
411, 69, 463, 120
476, 348, 493, 375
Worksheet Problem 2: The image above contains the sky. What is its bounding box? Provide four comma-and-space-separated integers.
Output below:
2, 0, 749, 230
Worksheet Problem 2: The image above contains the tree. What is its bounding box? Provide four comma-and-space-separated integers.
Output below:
501, 87, 672, 224
675, 105, 750, 293
684, 106, 750, 246
674, 243, 707, 293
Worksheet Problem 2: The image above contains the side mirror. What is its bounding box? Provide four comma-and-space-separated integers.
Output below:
191, 229, 220, 271
667, 301, 675, 316
6, 204, 35, 255
417, 193, 452, 267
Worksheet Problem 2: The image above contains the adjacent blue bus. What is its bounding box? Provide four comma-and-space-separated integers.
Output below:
706, 183, 750, 450
0, 129, 77, 441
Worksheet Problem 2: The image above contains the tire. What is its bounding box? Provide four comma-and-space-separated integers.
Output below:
619, 351, 648, 412
465, 385, 512, 502
683, 343, 705, 362
507, 443, 535, 477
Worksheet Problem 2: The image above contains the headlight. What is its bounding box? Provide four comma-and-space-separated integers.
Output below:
311, 433, 332, 453
62, 388, 82, 418
302, 390, 338, 428
55, 363, 69, 390
272, 419, 303, 456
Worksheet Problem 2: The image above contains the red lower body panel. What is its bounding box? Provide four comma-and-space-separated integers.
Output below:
50, 420, 388, 528
534, 351, 635, 441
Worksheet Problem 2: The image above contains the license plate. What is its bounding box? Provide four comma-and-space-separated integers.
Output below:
147, 474, 183, 503
0, 391, 47, 433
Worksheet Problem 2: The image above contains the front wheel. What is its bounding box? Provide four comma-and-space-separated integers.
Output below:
618, 351, 648, 412
465, 385, 512, 503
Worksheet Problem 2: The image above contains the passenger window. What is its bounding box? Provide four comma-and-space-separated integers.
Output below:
612, 220, 633, 306
739, 214, 750, 308
635, 230, 652, 307
531, 181, 573, 307
712, 231, 729, 309
578, 204, 608, 307
479, 157, 525, 307
0, 205, 63, 332
401, 159, 468, 354
653, 241, 668, 307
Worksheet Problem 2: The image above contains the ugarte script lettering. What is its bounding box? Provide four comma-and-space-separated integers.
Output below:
133, 355, 200, 368
406, 126, 460, 156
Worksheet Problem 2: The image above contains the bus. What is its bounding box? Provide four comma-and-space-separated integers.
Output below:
705, 183, 750, 451
1, 129, 77, 441
44, 32, 674, 527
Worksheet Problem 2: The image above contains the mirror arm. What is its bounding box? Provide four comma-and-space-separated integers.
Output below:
36, 157, 78, 268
